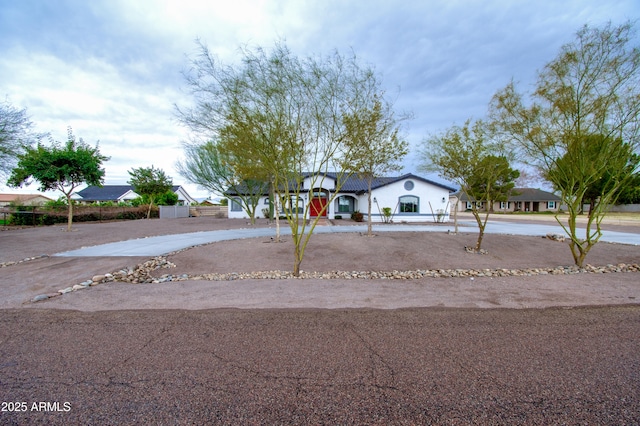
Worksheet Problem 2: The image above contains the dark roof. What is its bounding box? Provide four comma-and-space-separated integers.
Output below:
76, 185, 186, 201
76, 185, 134, 201
225, 173, 457, 196
455, 188, 560, 202
336, 173, 456, 193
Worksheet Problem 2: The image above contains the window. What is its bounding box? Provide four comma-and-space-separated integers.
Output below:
264, 197, 270, 205
500, 201, 510, 210
404, 180, 414, 191
337, 196, 354, 213
230, 198, 242, 212
548, 201, 556, 209
399, 195, 419, 213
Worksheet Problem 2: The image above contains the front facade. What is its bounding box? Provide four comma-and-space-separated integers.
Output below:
228, 173, 456, 222
73, 185, 197, 206
451, 188, 561, 213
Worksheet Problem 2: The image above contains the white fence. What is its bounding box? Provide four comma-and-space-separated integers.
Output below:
159, 205, 190, 219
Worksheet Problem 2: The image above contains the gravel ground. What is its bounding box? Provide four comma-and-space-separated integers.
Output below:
1, 215, 640, 424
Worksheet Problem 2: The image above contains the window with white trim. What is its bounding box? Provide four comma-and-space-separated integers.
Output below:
230, 198, 242, 212
337, 196, 354, 213
399, 195, 419, 213
548, 201, 556, 209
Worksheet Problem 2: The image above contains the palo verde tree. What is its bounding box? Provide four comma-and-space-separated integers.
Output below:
128, 166, 173, 219
491, 21, 640, 267
341, 97, 409, 236
176, 40, 393, 276
176, 140, 266, 223
7, 127, 109, 231
0, 99, 44, 177
421, 119, 519, 251
544, 134, 638, 265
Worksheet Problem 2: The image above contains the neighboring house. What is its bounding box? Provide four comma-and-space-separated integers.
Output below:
73, 185, 198, 206
450, 188, 561, 213
226, 173, 456, 222
0, 193, 52, 207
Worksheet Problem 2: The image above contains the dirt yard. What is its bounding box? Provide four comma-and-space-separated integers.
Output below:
1, 214, 639, 310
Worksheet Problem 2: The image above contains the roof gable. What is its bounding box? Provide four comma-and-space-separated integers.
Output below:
341, 173, 456, 193
225, 173, 457, 196
0, 194, 52, 203
76, 185, 134, 201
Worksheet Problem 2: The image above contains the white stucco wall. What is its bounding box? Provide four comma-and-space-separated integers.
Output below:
227, 175, 452, 222
357, 178, 451, 223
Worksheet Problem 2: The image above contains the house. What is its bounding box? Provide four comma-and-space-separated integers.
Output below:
226, 173, 456, 222
450, 188, 561, 213
0, 193, 52, 207
73, 185, 198, 206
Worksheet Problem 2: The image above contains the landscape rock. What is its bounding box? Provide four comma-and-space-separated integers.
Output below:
31, 294, 49, 302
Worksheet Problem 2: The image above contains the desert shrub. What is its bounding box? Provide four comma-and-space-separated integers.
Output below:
351, 211, 364, 222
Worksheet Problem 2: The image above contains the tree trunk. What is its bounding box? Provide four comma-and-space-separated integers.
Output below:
66, 196, 73, 232
293, 234, 303, 277
366, 176, 373, 236
146, 199, 153, 219
471, 208, 487, 251
453, 201, 459, 234
270, 181, 280, 242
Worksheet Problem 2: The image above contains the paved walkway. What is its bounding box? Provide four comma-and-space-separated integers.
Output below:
55, 220, 640, 257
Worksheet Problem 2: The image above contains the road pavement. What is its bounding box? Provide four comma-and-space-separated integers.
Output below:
1, 306, 639, 425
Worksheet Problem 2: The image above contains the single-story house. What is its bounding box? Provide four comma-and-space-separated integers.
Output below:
226, 173, 457, 222
73, 185, 198, 206
450, 188, 561, 213
0, 193, 53, 207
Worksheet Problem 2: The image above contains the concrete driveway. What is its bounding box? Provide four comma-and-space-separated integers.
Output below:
54, 220, 640, 257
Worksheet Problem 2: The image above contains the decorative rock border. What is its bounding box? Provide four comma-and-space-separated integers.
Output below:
29, 255, 640, 303
1, 254, 49, 268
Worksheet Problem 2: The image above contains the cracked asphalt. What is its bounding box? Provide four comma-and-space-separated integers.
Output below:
1, 306, 639, 424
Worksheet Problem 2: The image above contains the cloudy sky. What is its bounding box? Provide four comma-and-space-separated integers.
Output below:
1, 0, 638, 198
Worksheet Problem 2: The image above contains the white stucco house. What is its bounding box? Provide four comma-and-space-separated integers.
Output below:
73, 185, 198, 205
226, 173, 457, 222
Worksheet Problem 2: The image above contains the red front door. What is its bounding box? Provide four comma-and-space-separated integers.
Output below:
310, 196, 328, 217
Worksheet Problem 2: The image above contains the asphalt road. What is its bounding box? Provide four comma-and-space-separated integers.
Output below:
1, 306, 639, 425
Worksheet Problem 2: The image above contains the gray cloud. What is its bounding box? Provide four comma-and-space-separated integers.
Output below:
1, 0, 638, 197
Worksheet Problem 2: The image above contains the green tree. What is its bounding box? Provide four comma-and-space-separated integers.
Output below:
421, 119, 519, 251
177, 40, 392, 275
157, 190, 179, 206
0, 99, 44, 177
342, 97, 409, 236
7, 127, 109, 231
176, 140, 266, 224
616, 169, 640, 204
491, 22, 640, 267
127, 166, 173, 219
544, 135, 637, 265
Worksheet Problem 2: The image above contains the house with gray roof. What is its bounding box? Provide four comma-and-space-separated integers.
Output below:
226, 172, 457, 222
451, 188, 561, 213
73, 185, 197, 205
